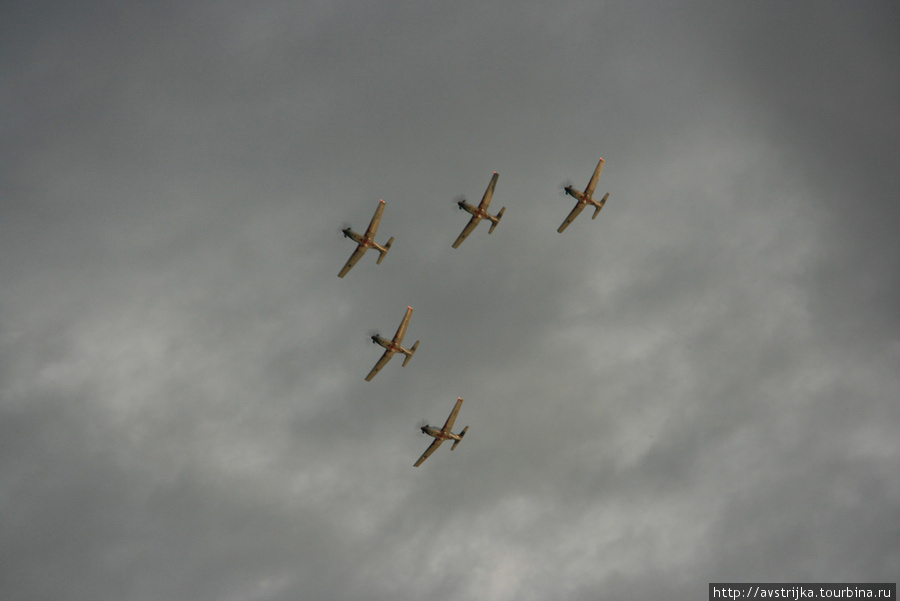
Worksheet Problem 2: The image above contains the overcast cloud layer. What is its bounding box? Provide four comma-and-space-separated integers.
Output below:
2, 2, 899, 600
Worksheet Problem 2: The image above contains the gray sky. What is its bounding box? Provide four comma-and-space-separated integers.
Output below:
2, 2, 899, 600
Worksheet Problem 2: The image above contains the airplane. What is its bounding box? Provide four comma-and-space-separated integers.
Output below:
365, 305, 420, 381
414, 397, 468, 467
452, 172, 505, 248
338, 199, 394, 278
557, 157, 610, 233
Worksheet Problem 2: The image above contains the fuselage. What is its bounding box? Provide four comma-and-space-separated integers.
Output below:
421, 425, 462, 442
343, 228, 388, 253
458, 200, 500, 223
564, 187, 597, 206
372, 334, 411, 355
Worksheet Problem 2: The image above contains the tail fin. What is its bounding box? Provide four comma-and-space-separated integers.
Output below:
377, 237, 394, 264
592, 193, 609, 219
489, 207, 505, 233
402, 340, 419, 366
451, 426, 468, 450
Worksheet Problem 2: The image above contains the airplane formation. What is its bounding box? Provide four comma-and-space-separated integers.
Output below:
337, 158, 609, 466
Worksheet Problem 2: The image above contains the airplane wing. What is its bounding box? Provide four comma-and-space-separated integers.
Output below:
477, 172, 499, 210
365, 349, 395, 381
338, 244, 367, 278
392, 306, 413, 344
452, 215, 482, 248
364, 199, 386, 238
441, 397, 464, 433
414, 438, 444, 467
557, 202, 586, 233
583, 158, 605, 198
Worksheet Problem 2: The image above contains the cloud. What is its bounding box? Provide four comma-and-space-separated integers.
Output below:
2, 2, 898, 600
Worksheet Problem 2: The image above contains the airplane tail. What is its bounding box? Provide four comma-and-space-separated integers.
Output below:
489, 207, 506, 233
451, 426, 468, 450
377, 237, 394, 264
592, 193, 609, 219
402, 340, 419, 366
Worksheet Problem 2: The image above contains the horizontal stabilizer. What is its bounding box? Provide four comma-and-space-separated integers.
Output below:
451, 426, 468, 450
377, 237, 394, 264
489, 207, 505, 234
402, 341, 419, 366
592, 193, 609, 219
